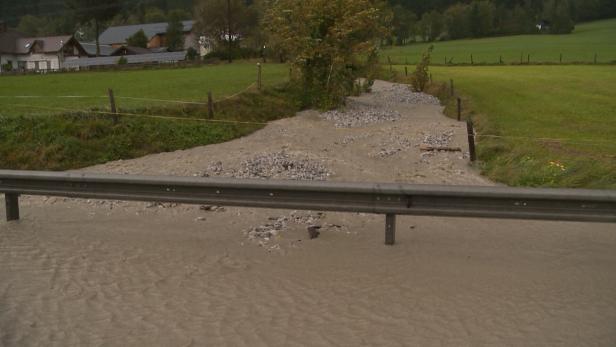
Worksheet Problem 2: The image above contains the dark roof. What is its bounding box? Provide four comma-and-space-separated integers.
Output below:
80, 42, 115, 56
13, 35, 73, 54
62, 51, 187, 68
99, 20, 194, 45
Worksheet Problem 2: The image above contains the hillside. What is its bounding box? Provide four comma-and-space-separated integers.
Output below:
383, 19, 616, 64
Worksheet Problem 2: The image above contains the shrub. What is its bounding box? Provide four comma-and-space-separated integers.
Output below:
411, 45, 434, 92
117, 56, 128, 65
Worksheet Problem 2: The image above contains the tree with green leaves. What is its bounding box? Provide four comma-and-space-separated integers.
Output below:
194, 0, 259, 62
65, 0, 122, 56
544, 0, 575, 34
265, 0, 391, 108
166, 10, 185, 51
126, 29, 148, 48
392, 5, 418, 45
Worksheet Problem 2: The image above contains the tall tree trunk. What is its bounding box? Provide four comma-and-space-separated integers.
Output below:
95, 19, 100, 57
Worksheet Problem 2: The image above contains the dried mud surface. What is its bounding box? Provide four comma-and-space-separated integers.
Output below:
2, 81, 616, 346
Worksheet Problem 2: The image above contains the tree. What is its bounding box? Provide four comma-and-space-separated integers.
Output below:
544, 0, 574, 34
265, 0, 391, 108
126, 29, 148, 48
144, 7, 167, 23
392, 5, 417, 45
444, 3, 471, 39
194, 0, 259, 62
17, 15, 47, 36
65, 0, 122, 56
417, 10, 443, 42
469, 0, 495, 37
166, 10, 185, 51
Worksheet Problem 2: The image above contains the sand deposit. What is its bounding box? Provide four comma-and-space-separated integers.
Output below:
2, 81, 615, 346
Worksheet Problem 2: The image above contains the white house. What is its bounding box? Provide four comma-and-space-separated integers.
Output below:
0, 23, 88, 73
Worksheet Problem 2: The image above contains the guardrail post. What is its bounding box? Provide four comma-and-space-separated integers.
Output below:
385, 214, 396, 245
5, 193, 19, 221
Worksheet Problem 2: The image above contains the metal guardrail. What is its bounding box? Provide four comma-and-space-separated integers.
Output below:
1, 170, 615, 245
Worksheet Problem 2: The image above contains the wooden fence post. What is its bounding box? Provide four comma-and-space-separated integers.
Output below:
457, 97, 462, 121
107, 88, 118, 124
429, 73, 433, 83
499, 55, 503, 64
450, 79, 454, 97
257, 63, 262, 90
207, 92, 214, 119
467, 119, 477, 162
471, 54, 474, 65
404, 66, 408, 76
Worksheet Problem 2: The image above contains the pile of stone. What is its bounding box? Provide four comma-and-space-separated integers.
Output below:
321, 100, 401, 128
421, 130, 455, 148
202, 152, 332, 181
374, 83, 441, 105
373, 135, 413, 158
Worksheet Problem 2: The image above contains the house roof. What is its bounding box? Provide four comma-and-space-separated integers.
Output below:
99, 20, 194, 45
13, 35, 73, 54
62, 51, 187, 68
80, 42, 116, 56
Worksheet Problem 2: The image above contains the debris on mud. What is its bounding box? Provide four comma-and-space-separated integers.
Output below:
201, 152, 332, 181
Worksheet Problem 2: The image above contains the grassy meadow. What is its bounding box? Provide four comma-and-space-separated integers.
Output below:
414, 65, 616, 189
0, 62, 288, 117
383, 19, 616, 65
0, 63, 294, 170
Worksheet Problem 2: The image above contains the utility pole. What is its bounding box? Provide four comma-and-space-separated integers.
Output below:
227, 0, 232, 63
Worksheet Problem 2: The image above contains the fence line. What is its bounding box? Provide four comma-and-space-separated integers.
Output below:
4, 103, 269, 126
0, 82, 258, 106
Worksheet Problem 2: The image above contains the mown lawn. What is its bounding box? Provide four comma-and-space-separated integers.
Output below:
423, 65, 616, 189
383, 19, 616, 65
0, 62, 288, 117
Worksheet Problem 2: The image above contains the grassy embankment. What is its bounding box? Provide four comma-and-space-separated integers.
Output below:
0, 63, 291, 170
404, 65, 616, 189
383, 19, 616, 65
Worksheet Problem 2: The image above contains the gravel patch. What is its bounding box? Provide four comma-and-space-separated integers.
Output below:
421, 130, 455, 148
321, 100, 401, 128
372, 135, 413, 158
374, 83, 441, 105
201, 151, 332, 181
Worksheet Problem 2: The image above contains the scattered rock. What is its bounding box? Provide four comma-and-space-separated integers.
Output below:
202, 151, 332, 181
373, 83, 441, 105
321, 100, 401, 128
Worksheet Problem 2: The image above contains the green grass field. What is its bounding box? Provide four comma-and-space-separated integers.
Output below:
0, 63, 295, 170
419, 65, 616, 188
0, 62, 288, 117
383, 19, 616, 65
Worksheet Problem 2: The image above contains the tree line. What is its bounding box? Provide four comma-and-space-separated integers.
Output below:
389, 0, 616, 44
